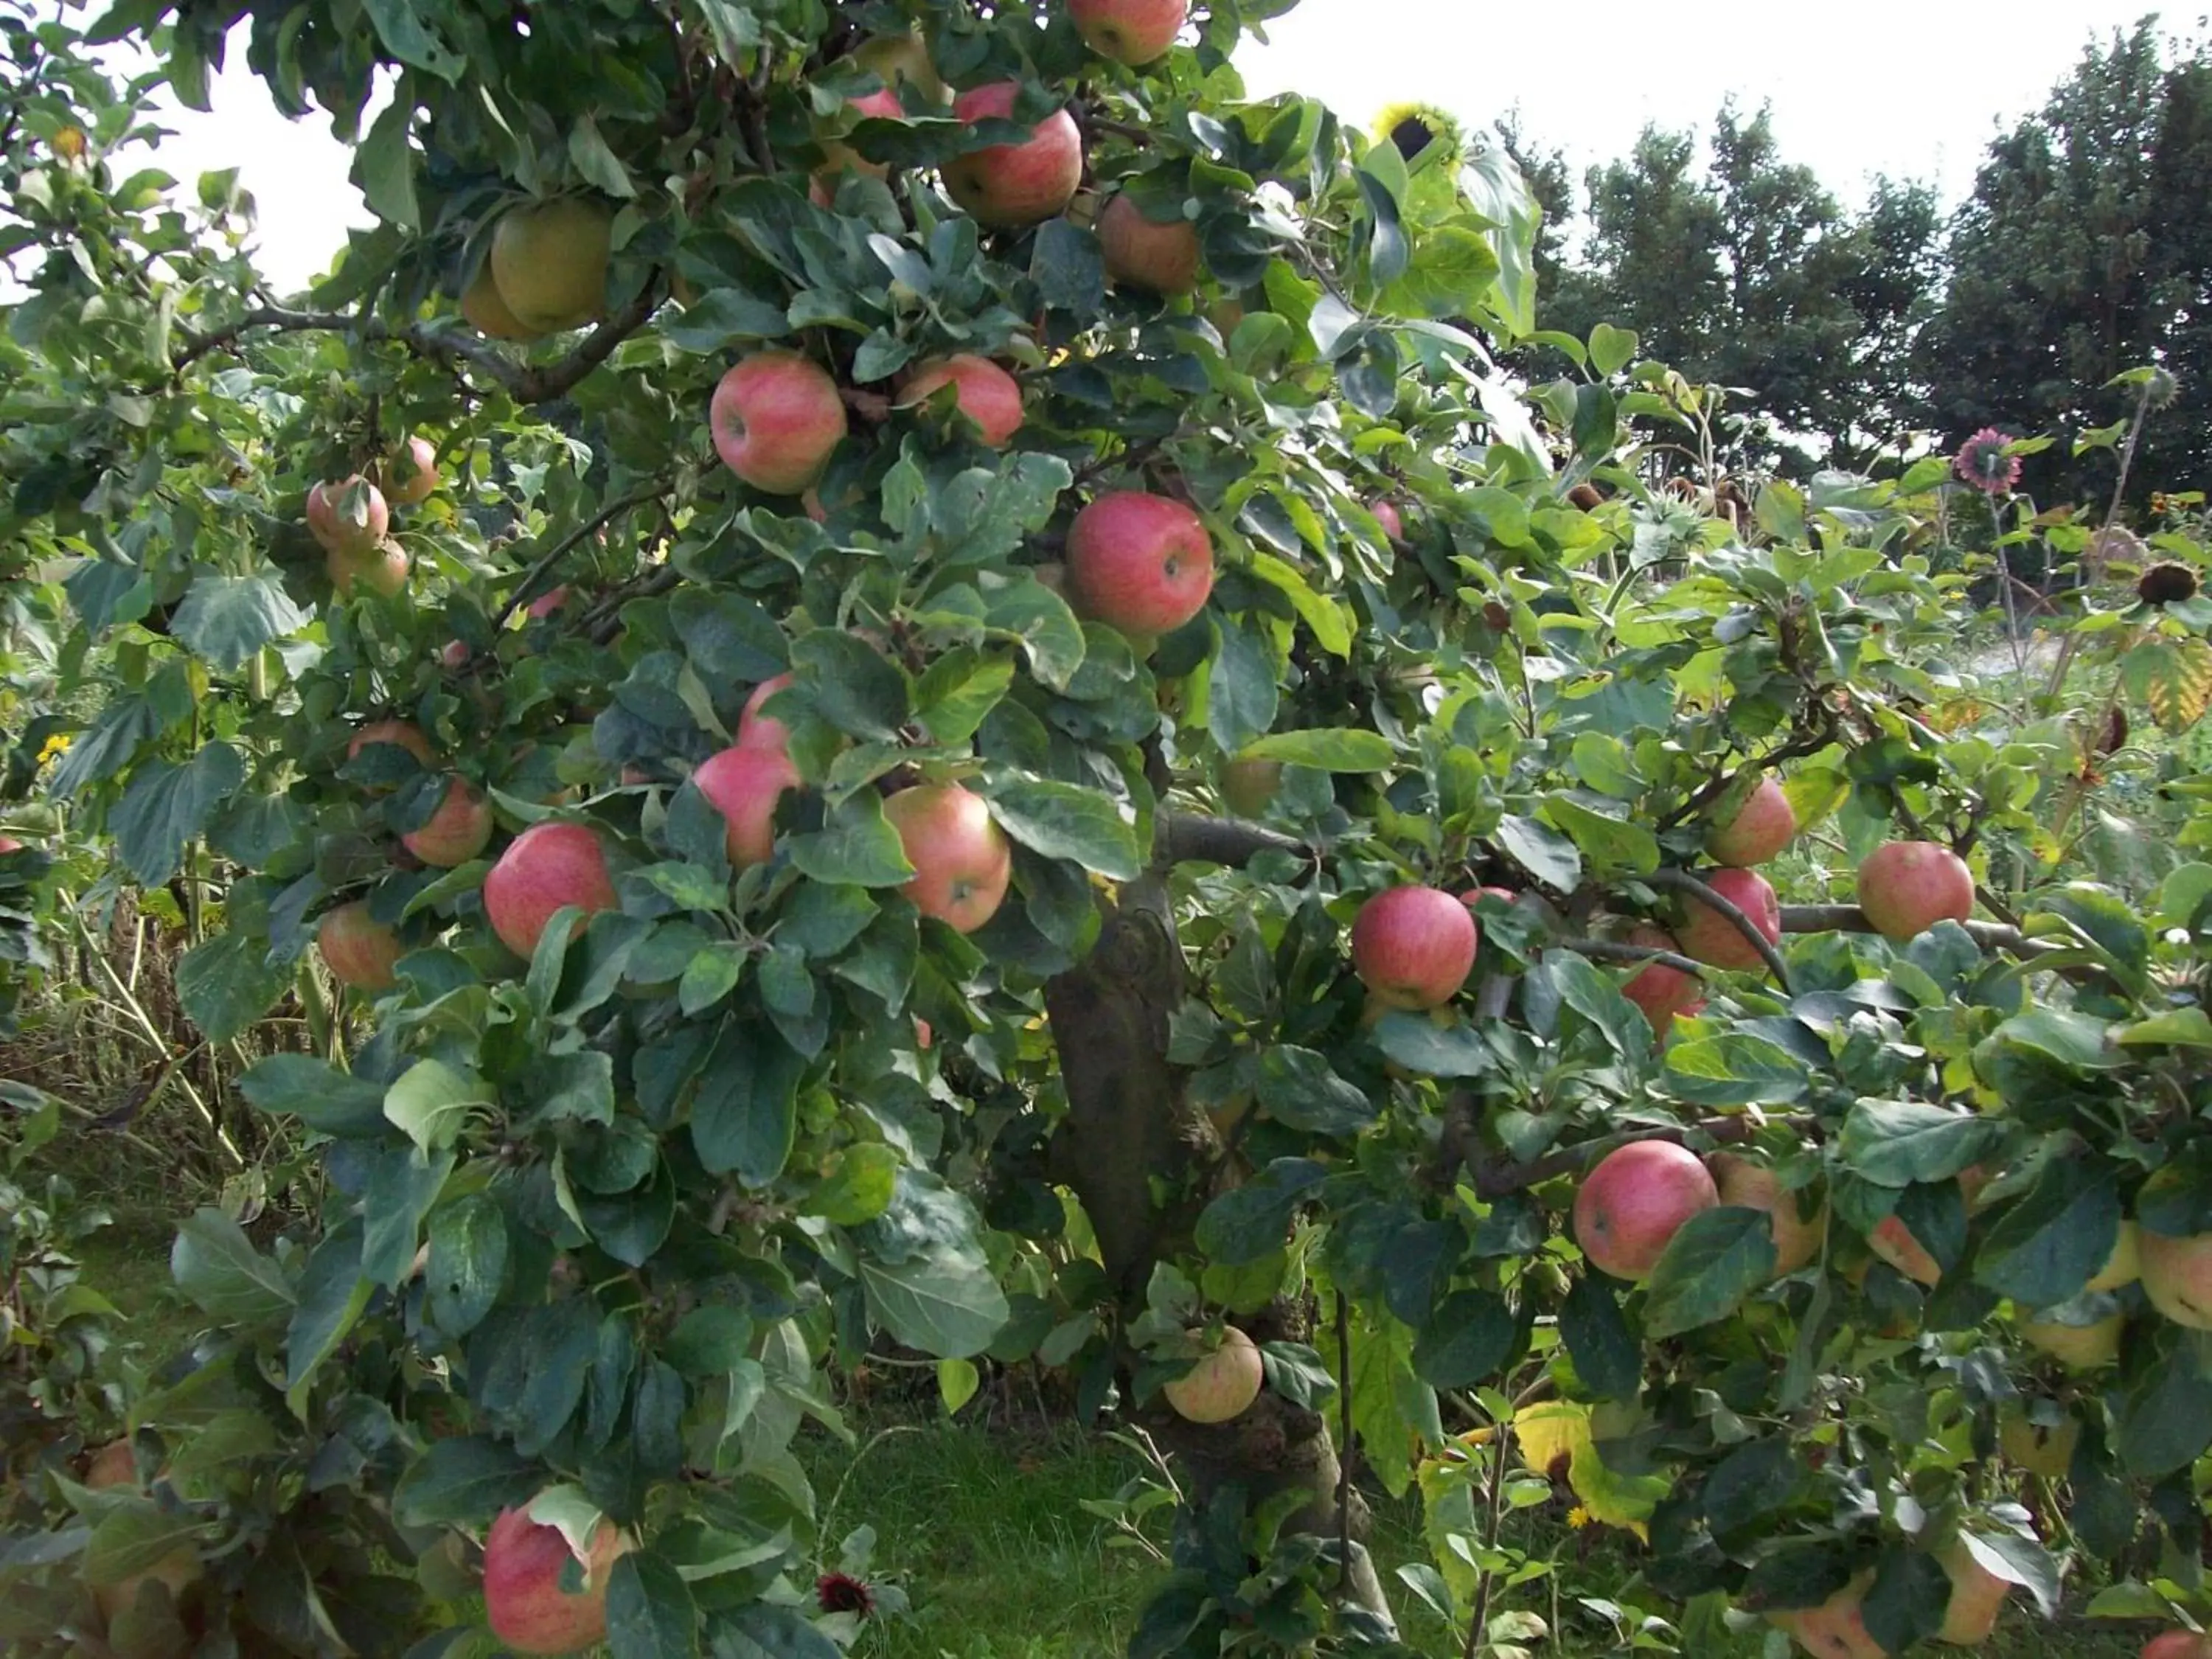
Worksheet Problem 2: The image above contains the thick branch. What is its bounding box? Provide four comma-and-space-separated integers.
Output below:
172, 288, 658, 404
1779, 904, 2035, 955
1152, 811, 1311, 871
1649, 867, 1793, 992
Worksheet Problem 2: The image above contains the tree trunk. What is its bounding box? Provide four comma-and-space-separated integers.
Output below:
1044, 874, 1397, 1634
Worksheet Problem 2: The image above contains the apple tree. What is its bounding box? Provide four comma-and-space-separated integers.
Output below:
5, 1, 2212, 1658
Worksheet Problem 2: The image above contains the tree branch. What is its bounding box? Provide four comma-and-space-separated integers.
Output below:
1152, 811, 1312, 871
1649, 867, 1792, 992
490, 481, 675, 632
1779, 904, 2051, 959
1561, 936, 1708, 980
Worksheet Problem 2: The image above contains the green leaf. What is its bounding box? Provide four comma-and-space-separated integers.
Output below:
1246, 552, 1352, 657
1369, 1012, 1492, 1078
385, 1059, 490, 1153
1662, 1032, 1811, 1107
1972, 1160, 2121, 1307
659, 287, 793, 351
1194, 1158, 1328, 1265
174, 925, 287, 1044
690, 1020, 804, 1185
606, 1553, 697, 1659
1559, 1276, 1642, 1399
1641, 1207, 1775, 1338
360, 1146, 453, 1289
83, 1506, 204, 1587
568, 114, 636, 198
671, 588, 787, 682
1861, 1548, 1950, 1655
788, 797, 917, 887
1254, 1046, 1375, 1135
238, 1054, 389, 1138
1205, 617, 1277, 754
356, 95, 420, 229
171, 1206, 294, 1323
1959, 1530, 2062, 1618
112, 742, 244, 885
170, 572, 307, 669
285, 1219, 372, 1402
717, 1604, 842, 1659
983, 576, 1086, 692
938, 1357, 981, 1414
1543, 793, 1658, 876
1496, 813, 1580, 891
677, 942, 747, 1016
1412, 1288, 1518, 1391
393, 1436, 540, 1526
1838, 1099, 2009, 1187
984, 776, 1140, 880
2115, 1333, 2212, 1476
803, 1142, 900, 1225
1587, 322, 1638, 377
1235, 728, 1394, 771
793, 630, 909, 740
425, 1193, 508, 1338
858, 1251, 1009, 1360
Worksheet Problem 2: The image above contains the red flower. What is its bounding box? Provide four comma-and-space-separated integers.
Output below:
817, 1572, 874, 1617
1952, 427, 2021, 495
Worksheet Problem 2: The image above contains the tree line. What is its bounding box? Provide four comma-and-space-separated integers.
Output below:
1500, 18, 2212, 506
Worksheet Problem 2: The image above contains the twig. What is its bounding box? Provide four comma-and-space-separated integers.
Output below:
1461, 1420, 1514, 1659
490, 481, 673, 630
1649, 868, 1792, 992
2044, 377, 2157, 703
1561, 937, 1707, 980
1778, 904, 2037, 955
1152, 811, 1313, 871
1656, 711, 1838, 833
1334, 1291, 1353, 1597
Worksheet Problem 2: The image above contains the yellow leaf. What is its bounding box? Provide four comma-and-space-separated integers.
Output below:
1511, 1400, 1667, 1540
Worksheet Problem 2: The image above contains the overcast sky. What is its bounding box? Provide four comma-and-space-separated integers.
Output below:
137, 0, 2177, 293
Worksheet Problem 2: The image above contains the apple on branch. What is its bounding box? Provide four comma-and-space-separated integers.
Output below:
695, 745, 801, 869
1070, 0, 1189, 65
1705, 776, 1797, 866
401, 779, 493, 869
317, 901, 401, 992
712, 351, 849, 495
1674, 866, 1781, 972
484, 820, 619, 958
896, 355, 1025, 448
1350, 885, 1477, 1010
481, 1504, 630, 1656
943, 82, 1083, 228
1573, 1140, 1718, 1281
489, 197, 612, 334
1161, 1326, 1262, 1424
307, 476, 389, 559
1856, 840, 1975, 942
1063, 490, 1215, 648
1098, 192, 1203, 294
884, 782, 1012, 933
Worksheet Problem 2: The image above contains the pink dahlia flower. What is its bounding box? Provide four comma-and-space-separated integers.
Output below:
1952, 428, 2021, 495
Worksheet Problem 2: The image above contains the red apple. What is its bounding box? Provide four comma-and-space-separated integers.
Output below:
1674, 866, 1781, 972
943, 82, 1083, 228
402, 780, 493, 869
1220, 757, 1281, 818
306, 475, 389, 558
1461, 885, 1516, 909
884, 782, 1012, 933
84, 1441, 199, 1624
1857, 840, 1975, 942
317, 901, 402, 992
489, 198, 612, 334
1868, 1211, 1943, 1287
482, 1504, 630, 1656
694, 745, 799, 869
2143, 1633, 2212, 1659
2140, 1227, 2212, 1329
1070, 0, 1187, 63
349, 720, 435, 771
1938, 1540, 2012, 1645
1370, 498, 1404, 541
1705, 776, 1797, 867
484, 821, 619, 959
372, 436, 439, 507
818, 85, 905, 181
1350, 886, 1477, 1011
1708, 1152, 1826, 1278
1573, 1139, 1718, 1281
329, 539, 410, 598
1766, 1575, 1882, 1659
526, 586, 571, 621
897, 355, 1024, 447
1097, 192, 1202, 294
440, 639, 471, 669
1620, 925, 1700, 1032
1064, 490, 1214, 641
1161, 1326, 1262, 1424
738, 672, 796, 755
712, 351, 849, 495
0, 836, 21, 854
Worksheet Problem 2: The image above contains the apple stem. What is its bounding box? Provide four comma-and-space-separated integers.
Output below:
1650, 867, 1794, 992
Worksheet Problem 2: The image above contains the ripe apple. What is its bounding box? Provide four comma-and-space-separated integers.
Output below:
2138, 1226, 2212, 1329
1070, 0, 1188, 63
329, 539, 411, 598
1097, 192, 1202, 294
712, 350, 849, 495
1573, 1139, 1718, 1281
738, 672, 796, 755
1868, 1211, 1942, 1287
1998, 1403, 2079, 1478
441, 639, 472, 670
1857, 840, 1975, 942
1674, 866, 1781, 972
1620, 925, 1701, 1033
1064, 490, 1215, 641
2142, 1632, 2212, 1659
1370, 498, 1404, 541
462, 262, 540, 341
349, 720, 435, 771
943, 82, 1083, 228
694, 745, 800, 869
1350, 885, 1477, 1010
2019, 1310, 2122, 1369
897, 355, 1025, 448
86, 1439, 136, 1489
402, 780, 493, 869
818, 84, 905, 181
372, 435, 439, 506
1766, 1575, 1882, 1659
2087, 1220, 2141, 1293
853, 29, 945, 102
484, 821, 619, 959
1938, 1540, 2012, 1646
318, 901, 401, 992
482, 1504, 631, 1656
884, 782, 1012, 933
1220, 757, 1281, 817
306, 475, 389, 558
1162, 1326, 1262, 1424
86, 1442, 200, 1624
0, 835, 21, 854
1705, 776, 1797, 866
1708, 1152, 1826, 1277
490, 197, 612, 333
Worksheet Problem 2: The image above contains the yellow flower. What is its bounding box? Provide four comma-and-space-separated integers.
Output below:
1566, 1506, 1592, 1531
36, 734, 71, 766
